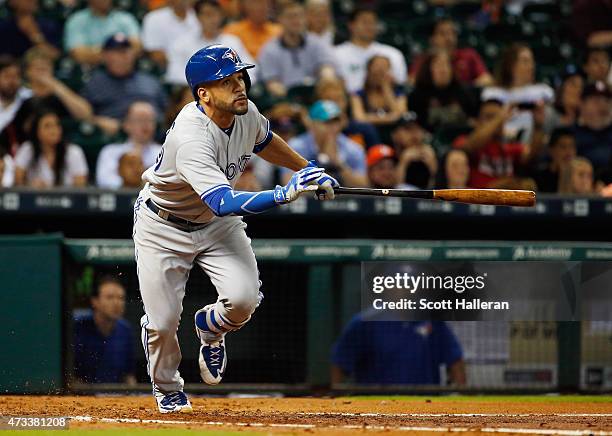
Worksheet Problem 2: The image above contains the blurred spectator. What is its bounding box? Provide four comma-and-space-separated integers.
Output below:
96, 101, 161, 189
390, 112, 438, 188
453, 100, 535, 189
73, 275, 136, 384
0, 148, 15, 187
366, 144, 398, 188
410, 50, 478, 132
258, 1, 336, 98
331, 316, 466, 385
531, 128, 576, 192
572, 81, 612, 173
350, 55, 408, 127
583, 47, 611, 84
117, 150, 145, 188
64, 0, 141, 65
482, 43, 554, 152
166, 0, 255, 85
572, 0, 612, 48
305, 0, 335, 46
436, 149, 470, 189
334, 7, 407, 93
14, 110, 88, 188
409, 18, 493, 86
315, 77, 380, 148
558, 156, 594, 194
0, 0, 61, 59
0, 56, 32, 131
223, 0, 282, 59
141, 0, 199, 68
1, 48, 93, 154
282, 100, 368, 187
548, 65, 584, 129
164, 86, 193, 130
81, 34, 167, 136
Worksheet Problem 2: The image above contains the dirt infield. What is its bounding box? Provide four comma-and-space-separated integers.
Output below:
2, 395, 612, 434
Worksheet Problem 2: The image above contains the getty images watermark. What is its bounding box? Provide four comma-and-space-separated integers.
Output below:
371, 271, 509, 311
360, 262, 612, 321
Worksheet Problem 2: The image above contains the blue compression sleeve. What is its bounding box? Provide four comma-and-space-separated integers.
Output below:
202, 185, 281, 217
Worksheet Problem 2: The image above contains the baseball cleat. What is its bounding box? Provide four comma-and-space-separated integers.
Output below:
198, 339, 227, 385
154, 390, 193, 414
195, 306, 228, 385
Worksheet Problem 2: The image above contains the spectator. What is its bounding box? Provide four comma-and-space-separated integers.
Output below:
81, 34, 167, 136
0, 56, 32, 131
390, 112, 438, 188
558, 156, 594, 195
436, 149, 470, 189
305, 0, 335, 46
315, 77, 380, 148
282, 100, 368, 187
572, 0, 612, 48
453, 100, 535, 189
572, 81, 612, 173
96, 101, 161, 189
164, 86, 193, 131
258, 1, 336, 98
334, 7, 407, 93
409, 18, 493, 86
64, 0, 141, 65
166, 0, 255, 85
0, 0, 61, 59
141, 0, 199, 69
223, 0, 282, 59
1, 48, 93, 155
331, 316, 466, 385
531, 128, 576, 192
73, 275, 136, 384
14, 110, 88, 188
482, 43, 554, 151
410, 50, 478, 132
0, 148, 15, 187
117, 151, 145, 188
350, 55, 408, 127
548, 65, 584, 129
366, 144, 398, 189
583, 47, 611, 85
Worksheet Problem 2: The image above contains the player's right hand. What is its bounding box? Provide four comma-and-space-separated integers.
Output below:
274, 166, 324, 203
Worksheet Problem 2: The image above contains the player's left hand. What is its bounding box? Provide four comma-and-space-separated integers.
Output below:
313, 172, 339, 201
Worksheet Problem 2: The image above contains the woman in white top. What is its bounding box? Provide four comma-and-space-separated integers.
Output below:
14, 110, 88, 188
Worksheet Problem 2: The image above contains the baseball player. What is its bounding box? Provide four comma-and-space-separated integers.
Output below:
133, 44, 339, 414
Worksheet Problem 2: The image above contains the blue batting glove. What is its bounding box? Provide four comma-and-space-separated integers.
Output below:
274, 165, 323, 203
313, 172, 340, 201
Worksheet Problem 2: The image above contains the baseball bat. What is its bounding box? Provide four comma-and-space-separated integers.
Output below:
331, 187, 536, 207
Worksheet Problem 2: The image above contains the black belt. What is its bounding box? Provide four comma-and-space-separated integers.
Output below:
145, 199, 203, 231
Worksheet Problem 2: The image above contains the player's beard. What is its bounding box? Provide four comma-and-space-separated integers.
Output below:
215, 96, 248, 116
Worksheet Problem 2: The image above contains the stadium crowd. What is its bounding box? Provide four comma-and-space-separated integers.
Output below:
0, 0, 611, 195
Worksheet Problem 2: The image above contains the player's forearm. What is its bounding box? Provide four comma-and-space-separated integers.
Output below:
202, 185, 285, 217
256, 133, 308, 171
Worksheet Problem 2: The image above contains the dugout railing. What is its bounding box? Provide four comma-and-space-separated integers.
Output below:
3, 236, 611, 395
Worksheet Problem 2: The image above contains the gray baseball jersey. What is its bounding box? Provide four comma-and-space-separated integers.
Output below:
142, 100, 271, 223
134, 98, 269, 393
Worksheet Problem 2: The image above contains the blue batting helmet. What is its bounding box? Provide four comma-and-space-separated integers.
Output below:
185, 44, 255, 98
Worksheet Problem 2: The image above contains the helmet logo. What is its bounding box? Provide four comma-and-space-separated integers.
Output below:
222, 49, 239, 64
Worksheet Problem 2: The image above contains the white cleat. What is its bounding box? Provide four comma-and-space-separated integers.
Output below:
154, 390, 193, 414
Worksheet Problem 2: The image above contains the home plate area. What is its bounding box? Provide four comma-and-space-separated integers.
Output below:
1, 395, 611, 435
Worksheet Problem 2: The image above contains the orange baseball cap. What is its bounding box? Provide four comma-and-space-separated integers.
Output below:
367, 144, 396, 167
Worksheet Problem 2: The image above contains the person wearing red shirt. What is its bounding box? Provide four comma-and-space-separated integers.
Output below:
409, 18, 493, 87
452, 99, 535, 189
